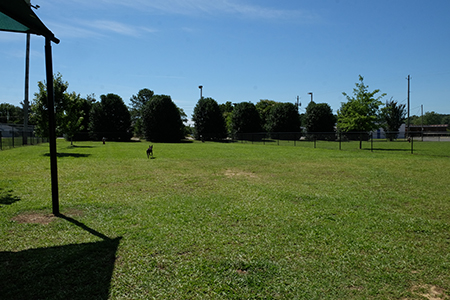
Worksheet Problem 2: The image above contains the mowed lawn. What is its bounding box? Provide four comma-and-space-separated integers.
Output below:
1, 140, 449, 299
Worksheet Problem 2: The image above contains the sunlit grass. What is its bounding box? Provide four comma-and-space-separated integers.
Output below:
1, 140, 450, 299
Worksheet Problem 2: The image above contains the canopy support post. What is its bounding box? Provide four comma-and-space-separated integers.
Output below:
45, 37, 59, 215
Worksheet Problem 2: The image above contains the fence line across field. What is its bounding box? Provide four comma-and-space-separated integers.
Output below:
232, 131, 450, 153
0, 123, 48, 150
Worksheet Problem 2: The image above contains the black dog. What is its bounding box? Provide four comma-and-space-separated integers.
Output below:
146, 145, 153, 158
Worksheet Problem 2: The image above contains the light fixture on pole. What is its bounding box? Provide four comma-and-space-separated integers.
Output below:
198, 85, 203, 99
308, 92, 313, 103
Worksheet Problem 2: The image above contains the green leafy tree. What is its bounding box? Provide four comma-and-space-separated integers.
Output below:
256, 99, 277, 131
441, 115, 450, 126
192, 97, 227, 140
337, 75, 386, 147
89, 93, 132, 141
219, 101, 234, 135
72, 94, 96, 141
407, 112, 450, 127
266, 102, 300, 133
414, 111, 442, 125
304, 102, 336, 139
129, 88, 154, 137
63, 92, 85, 145
142, 94, 184, 142
380, 98, 406, 140
0, 103, 23, 124
30, 73, 69, 137
231, 102, 262, 137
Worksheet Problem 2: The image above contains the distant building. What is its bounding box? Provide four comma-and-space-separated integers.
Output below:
406, 124, 448, 135
0, 124, 19, 137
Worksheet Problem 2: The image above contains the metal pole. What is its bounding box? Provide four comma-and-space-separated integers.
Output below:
421, 104, 423, 141
371, 132, 373, 152
407, 75, 410, 138
23, 33, 30, 145
45, 37, 59, 215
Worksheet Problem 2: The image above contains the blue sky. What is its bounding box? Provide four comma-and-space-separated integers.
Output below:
1, 0, 450, 119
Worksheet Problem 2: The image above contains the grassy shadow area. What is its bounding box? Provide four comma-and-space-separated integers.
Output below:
44, 153, 91, 158
0, 238, 121, 300
0, 189, 20, 206
0, 212, 120, 300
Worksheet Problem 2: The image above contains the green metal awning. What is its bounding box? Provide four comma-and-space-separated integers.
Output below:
0, 0, 59, 43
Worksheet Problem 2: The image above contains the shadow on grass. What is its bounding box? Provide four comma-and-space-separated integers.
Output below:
44, 153, 91, 158
0, 214, 121, 300
0, 189, 20, 206
70, 145, 95, 148
363, 148, 411, 152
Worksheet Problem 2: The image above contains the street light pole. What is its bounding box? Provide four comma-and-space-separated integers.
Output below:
308, 92, 313, 103
199, 85, 203, 99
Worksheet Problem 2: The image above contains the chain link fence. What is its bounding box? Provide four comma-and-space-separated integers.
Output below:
231, 130, 450, 153
0, 124, 48, 150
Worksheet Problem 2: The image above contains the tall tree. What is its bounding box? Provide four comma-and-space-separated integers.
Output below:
192, 97, 227, 140
304, 101, 336, 137
231, 102, 262, 136
142, 94, 184, 142
417, 111, 442, 125
72, 94, 96, 141
256, 99, 277, 131
219, 101, 234, 134
266, 102, 300, 133
380, 98, 406, 141
337, 75, 386, 147
0, 103, 23, 124
30, 73, 75, 138
89, 93, 132, 141
129, 88, 154, 137
62, 92, 85, 145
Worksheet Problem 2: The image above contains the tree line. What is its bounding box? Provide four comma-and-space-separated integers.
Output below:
1, 74, 448, 143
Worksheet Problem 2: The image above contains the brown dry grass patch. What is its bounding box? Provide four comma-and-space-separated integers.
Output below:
406, 285, 449, 300
11, 209, 85, 225
224, 169, 258, 178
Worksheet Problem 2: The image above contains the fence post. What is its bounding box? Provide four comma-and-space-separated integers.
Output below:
314, 138, 316, 149
411, 135, 414, 154
339, 132, 341, 150
371, 132, 373, 152
12, 129, 14, 148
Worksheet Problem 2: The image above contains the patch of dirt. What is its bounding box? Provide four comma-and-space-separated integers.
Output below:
224, 169, 257, 178
11, 213, 57, 225
11, 209, 85, 225
408, 285, 449, 300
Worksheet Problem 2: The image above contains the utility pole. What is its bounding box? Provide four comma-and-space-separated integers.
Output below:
421, 104, 423, 141
23, 2, 39, 145
407, 75, 410, 137
296, 95, 300, 113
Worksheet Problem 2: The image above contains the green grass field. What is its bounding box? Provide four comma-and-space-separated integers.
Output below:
1, 140, 449, 299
